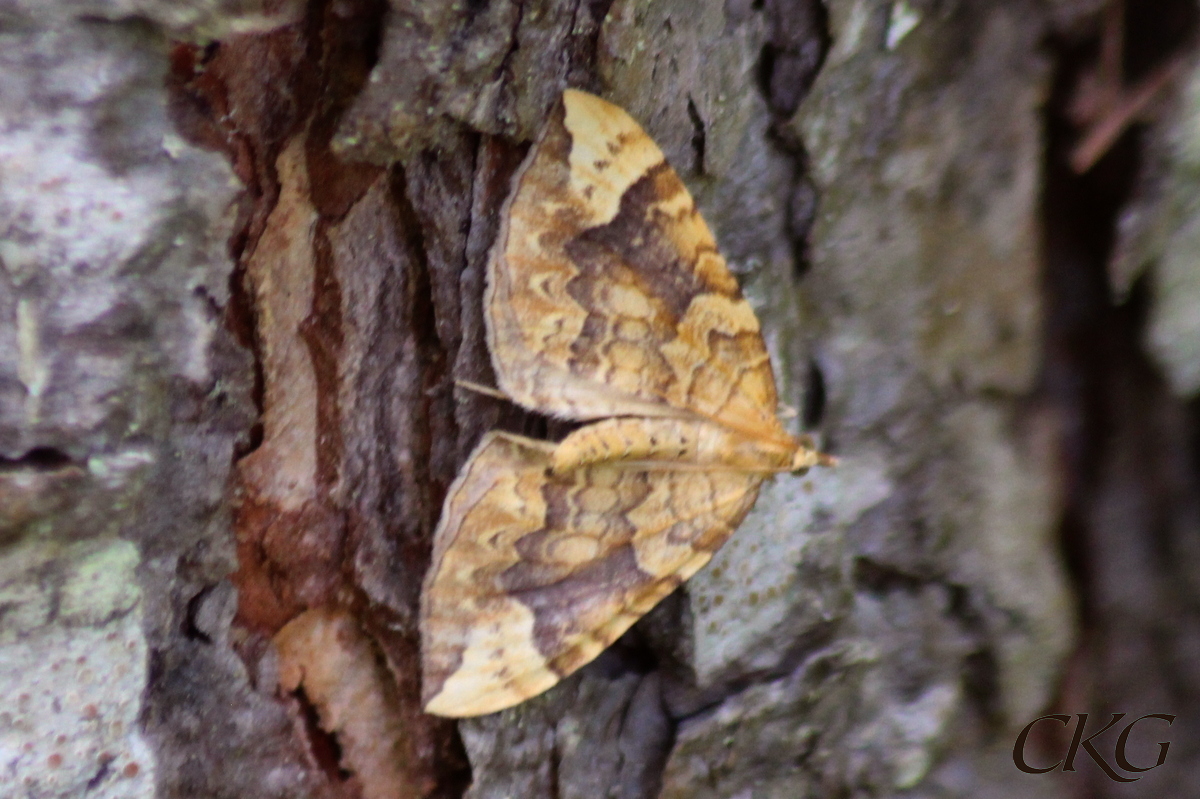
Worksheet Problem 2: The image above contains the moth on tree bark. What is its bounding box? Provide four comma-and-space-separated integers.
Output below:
420, 90, 833, 718
0, 0, 1094, 796
188, 1, 1076, 795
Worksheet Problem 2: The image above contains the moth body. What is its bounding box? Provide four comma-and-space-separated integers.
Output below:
550, 416, 810, 476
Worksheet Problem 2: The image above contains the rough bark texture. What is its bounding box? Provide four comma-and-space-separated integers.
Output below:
3, 0, 1199, 797
1052, 2, 1200, 794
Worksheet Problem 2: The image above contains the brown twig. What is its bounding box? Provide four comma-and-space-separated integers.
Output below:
1070, 59, 1183, 173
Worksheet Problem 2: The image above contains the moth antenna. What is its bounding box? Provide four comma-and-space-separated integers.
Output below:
454, 379, 512, 402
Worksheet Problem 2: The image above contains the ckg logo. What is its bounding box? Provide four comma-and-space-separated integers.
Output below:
1013, 713, 1176, 782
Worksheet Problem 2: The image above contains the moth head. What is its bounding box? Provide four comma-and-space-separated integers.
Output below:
790, 435, 838, 474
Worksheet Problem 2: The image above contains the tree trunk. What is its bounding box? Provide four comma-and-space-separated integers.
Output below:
3, 0, 1199, 797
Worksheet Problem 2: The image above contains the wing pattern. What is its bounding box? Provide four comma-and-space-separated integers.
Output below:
421, 433, 762, 717
486, 90, 788, 442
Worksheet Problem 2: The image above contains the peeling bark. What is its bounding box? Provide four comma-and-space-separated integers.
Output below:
6, 0, 1200, 797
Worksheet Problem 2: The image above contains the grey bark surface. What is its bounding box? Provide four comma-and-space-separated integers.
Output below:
3, 0, 1197, 798
0, 9, 306, 799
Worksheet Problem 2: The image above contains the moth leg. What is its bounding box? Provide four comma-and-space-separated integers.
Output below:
482, 429, 559, 454
454, 378, 512, 402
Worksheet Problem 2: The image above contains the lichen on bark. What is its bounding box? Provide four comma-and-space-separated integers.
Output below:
2, 0, 1140, 797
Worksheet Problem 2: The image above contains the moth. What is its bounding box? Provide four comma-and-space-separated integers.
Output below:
420, 89, 832, 717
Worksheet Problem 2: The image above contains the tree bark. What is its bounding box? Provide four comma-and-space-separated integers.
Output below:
4, 0, 1199, 797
